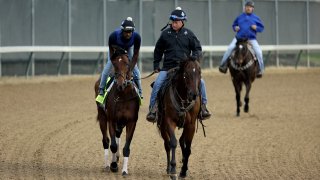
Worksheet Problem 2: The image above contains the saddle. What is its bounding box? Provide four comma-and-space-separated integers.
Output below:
152, 68, 200, 128
97, 76, 141, 108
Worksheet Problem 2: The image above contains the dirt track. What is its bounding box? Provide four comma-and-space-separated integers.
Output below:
1, 68, 320, 179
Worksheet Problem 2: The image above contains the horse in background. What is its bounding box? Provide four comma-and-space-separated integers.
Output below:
228, 38, 258, 116
157, 57, 202, 179
94, 47, 140, 176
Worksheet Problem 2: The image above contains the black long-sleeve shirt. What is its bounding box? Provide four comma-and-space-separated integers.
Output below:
153, 27, 202, 71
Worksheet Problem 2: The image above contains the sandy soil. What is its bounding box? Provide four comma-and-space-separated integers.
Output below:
1, 68, 320, 179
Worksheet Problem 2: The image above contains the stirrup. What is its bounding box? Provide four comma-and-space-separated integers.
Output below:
139, 95, 143, 106
219, 66, 227, 74
146, 113, 157, 123
146, 106, 157, 123
199, 104, 211, 120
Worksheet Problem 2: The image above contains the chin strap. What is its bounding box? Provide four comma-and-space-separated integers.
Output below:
160, 22, 170, 31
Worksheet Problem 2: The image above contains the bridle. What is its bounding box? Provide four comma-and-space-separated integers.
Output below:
112, 53, 132, 89
230, 42, 255, 71
168, 61, 200, 126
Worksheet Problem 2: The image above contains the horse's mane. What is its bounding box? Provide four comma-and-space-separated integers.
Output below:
157, 57, 201, 128
111, 46, 127, 60
176, 57, 200, 76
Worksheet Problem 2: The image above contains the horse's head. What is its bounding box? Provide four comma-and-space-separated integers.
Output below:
111, 46, 130, 92
176, 57, 201, 101
233, 38, 251, 65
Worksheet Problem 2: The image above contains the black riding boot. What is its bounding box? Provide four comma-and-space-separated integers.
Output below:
146, 106, 157, 123
219, 62, 228, 74
99, 88, 105, 96
256, 69, 263, 78
200, 104, 211, 120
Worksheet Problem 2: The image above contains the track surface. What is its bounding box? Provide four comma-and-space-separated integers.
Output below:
1, 68, 320, 179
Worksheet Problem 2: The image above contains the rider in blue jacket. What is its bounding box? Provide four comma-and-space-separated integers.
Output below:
219, 1, 264, 77
96, 17, 143, 104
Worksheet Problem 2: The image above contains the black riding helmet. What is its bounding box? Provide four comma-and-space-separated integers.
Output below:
245, 1, 254, 7
161, 7, 187, 31
169, 7, 187, 21
121, 17, 135, 32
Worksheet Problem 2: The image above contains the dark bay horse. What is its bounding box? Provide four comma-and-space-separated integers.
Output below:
94, 47, 140, 176
157, 57, 201, 179
228, 38, 258, 116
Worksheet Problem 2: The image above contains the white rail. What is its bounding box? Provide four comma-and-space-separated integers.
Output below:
1, 44, 320, 53
1, 45, 320, 77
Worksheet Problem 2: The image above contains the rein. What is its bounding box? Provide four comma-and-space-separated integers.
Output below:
113, 80, 138, 102
230, 42, 256, 71
139, 67, 179, 80
140, 71, 156, 79
169, 85, 196, 128
230, 58, 255, 71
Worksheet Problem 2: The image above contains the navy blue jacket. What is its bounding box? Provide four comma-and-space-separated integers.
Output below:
108, 29, 141, 69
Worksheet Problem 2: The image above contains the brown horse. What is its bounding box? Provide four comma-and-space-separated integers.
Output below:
228, 38, 258, 116
94, 47, 140, 176
157, 57, 201, 179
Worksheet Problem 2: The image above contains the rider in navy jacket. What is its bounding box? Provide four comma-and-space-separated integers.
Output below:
96, 17, 143, 105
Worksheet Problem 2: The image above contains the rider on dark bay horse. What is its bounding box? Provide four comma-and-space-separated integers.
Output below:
94, 47, 140, 176
96, 17, 143, 105
146, 7, 211, 122
219, 1, 264, 78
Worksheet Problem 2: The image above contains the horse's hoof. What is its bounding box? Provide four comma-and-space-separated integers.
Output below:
170, 174, 177, 180
110, 162, 118, 172
179, 171, 187, 178
244, 106, 249, 113
105, 166, 110, 172
122, 171, 128, 176
102, 166, 110, 172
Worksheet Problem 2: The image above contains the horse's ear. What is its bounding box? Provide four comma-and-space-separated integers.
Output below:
111, 45, 119, 52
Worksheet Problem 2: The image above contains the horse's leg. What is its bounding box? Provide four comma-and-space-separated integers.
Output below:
161, 123, 177, 175
233, 81, 242, 116
108, 122, 118, 172
161, 129, 171, 174
179, 134, 186, 165
120, 121, 137, 176
166, 123, 177, 177
115, 128, 123, 162
179, 125, 195, 178
165, 142, 171, 175
98, 109, 110, 169
244, 82, 252, 113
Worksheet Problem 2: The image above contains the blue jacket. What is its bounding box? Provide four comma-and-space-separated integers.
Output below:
108, 29, 141, 51
233, 12, 264, 40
